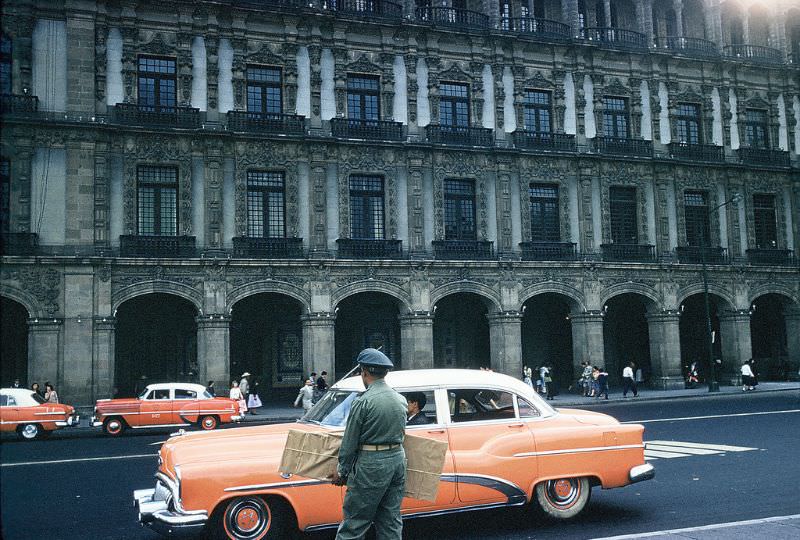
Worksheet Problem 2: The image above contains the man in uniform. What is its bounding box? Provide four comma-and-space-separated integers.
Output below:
330, 348, 408, 540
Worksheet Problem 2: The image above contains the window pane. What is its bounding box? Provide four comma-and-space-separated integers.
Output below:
529, 184, 559, 241
444, 179, 476, 240
349, 175, 384, 239
138, 56, 176, 109
246, 66, 282, 114
0, 160, 9, 234
247, 171, 285, 238
137, 166, 178, 236
753, 194, 777, 248
347, 75, 380, 121
449, 389, 516, 423
684, 191, 709, 247
610, 186, 637, 243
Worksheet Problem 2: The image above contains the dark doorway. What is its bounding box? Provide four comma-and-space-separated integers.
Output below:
433, 293, 490, 370
1, 297, 28, 386
522, 294, 574, 393
603, 294, 652, 386
679, 293, 723, 382
750, 294, 789, 380
335, 292, 401, 377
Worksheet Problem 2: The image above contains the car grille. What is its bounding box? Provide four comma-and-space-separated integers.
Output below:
153, 479, 173, 507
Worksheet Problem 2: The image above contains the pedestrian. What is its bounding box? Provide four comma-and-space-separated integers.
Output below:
294, 379, 315, 412
31, 382, 43, 398
741, 360, 756, 391
329, 348, 407, 540
230, 380, 247, 414
523, 366, 533, 388
686, 361, 700, 388
545, 366, 555, 400
12, 378, 21, 389
44, 382, 59, 403
239, 372, 256, 415
539, 365, 550, 396
581, 361, 594, 396
595, 367, 609, 400
635, 365, 644, 385
206, 380, 216, 397
622, 362, 638, 397
316, 370, 329, 398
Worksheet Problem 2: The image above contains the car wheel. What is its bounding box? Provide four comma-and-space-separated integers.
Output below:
218, 496, 292, 540
18, 423, 40, 441
103, 417, 125, 436
534, 477, 591, 519
199, 415, 218, 431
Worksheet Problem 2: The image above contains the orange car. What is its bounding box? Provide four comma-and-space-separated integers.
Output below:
135, 369, 653, 538
92, 383, 242, 436
0, 388, 79, 440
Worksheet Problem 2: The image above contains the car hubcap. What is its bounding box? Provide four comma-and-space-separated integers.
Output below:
225, 498, 270, 539
22, 425, 38, 438
203, 417, 215, 429
545, 478, 580, 508
107, 420, 121, 433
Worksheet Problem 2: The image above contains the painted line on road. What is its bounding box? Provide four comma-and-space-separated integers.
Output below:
1, 453, 157, 467
647, 440, 757, 452
591, 513, 800, 539
625, 408, 800, 424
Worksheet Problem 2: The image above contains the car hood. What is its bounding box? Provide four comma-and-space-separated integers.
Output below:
96, 398, 139, 409
555, 408, 621, 426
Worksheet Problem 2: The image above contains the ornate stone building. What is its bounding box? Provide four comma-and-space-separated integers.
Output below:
1, 0, 798, 405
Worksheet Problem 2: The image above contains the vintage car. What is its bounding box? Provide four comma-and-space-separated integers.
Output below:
92, 383, 242, 436
134, 369, 654, 539
0, 388, 79, 440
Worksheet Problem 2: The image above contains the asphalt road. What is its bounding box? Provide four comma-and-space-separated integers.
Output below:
1, 392, 798, 540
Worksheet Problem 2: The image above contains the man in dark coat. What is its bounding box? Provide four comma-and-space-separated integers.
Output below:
405, 392, 433, 425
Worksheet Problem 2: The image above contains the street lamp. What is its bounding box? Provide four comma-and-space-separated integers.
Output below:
701, 193, 742, 392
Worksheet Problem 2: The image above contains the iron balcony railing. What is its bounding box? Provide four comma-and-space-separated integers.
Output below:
330, 118, 404, 141
501, 17, 571, 40
737, 147, 791, 168
746, 248, 796, 266
336, 238, 403, 259
227, 111, 306, 136
601, 243, 656, 263
675, 246, 729, 264
593, 137, 653, 157
1, 94, 39, 116
653, 36, 719, 58
323, 0, 403, 20
0, 233, 39, 256
519, 241, 577, 261
232, 237, 304, 259
119, 235, 196, 258
432, 240, 494, 260
113, 104, 201, 129
668, 142, 725, 163
723, 44, 784, 65
232, 0, 306, 9
415, 7, 489, 31
580, 27, 648, 50
513, 131, 577, 152
426, 125, 494, 147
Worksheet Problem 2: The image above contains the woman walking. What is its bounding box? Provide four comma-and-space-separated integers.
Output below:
294, 379, 315, 412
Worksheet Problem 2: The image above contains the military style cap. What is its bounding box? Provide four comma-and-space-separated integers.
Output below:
356, 348, 394, 369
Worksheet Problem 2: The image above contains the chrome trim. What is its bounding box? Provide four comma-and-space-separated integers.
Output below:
55, 421, 67, 426
629, 463, 655, 484
513, 443, 644, 458
155, 471, 207, 517
440, 474, 527, 504
34, 411, 68, 416
135, 486, 207, 537
91, 420, 103, 427
224, 478, 328, 493
131, 423, 191, 429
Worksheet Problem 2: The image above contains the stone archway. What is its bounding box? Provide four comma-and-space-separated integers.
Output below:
750, 293, 796, 381
678, 293, 734, 385
433, 292, 492, 370
603, 293, 656, 388
335, 292, 403, 378
1, 297, 29, 386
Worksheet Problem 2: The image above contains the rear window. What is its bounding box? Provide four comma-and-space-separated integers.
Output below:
449, 389, 516, 423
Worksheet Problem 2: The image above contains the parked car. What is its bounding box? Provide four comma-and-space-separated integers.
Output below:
92, 383, 242, 436
134, 369, 654, 539
0, 388, 79, 440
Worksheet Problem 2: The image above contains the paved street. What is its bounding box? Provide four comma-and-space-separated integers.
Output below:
1, 390, 798, 539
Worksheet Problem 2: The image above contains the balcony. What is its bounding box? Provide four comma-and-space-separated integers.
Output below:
601, 243, 656, 263
723, 44, 784, 65
746, 248, 796, 266
501, 17, 571, 41
513, 131, 577, 153
336, 239, 403, 259
1, 94, 39, 116
432, 240, 494, 260
330, 118, 404, 141
227, 111, 305, 136
675, 246, 728, 264
426, 125, 494, 147
520, 242, 577, 261
232, 0, 305, 9
0, 233, 38, 256
119, 235, 196, 258
737, 148, 790, 168
415, 7, 489, 31
324, 0, 403, 21
668, 142, 725, 163
113, 104, 200, 129
654, 36, 719, 58
592, 137, 653, 157
580, 27, 648, 50
232, 237, 304, 259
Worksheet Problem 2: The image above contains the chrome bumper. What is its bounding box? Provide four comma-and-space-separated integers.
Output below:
231, 414, 243, 422
134, 488, 207, 537
629, 463, 655, 484
56, 414, 80, 427
90, 416, 103, 427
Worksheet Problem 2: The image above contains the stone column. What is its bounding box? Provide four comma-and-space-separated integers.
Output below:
570, 311, 604, 374
302, 312, 336, 379
92, 316, 115, 400
487, 312, 523, 377
646, 312, 684, 389
785, 307, 800, 381
196, 315, 230, 390
66, 9, 96, 113
308, 45, 323, 130
28, 318, 63, 393
719, 309, 752, 385
399, 312, 434, 370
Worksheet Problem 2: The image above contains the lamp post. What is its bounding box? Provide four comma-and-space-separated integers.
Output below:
701, 193, 741, 392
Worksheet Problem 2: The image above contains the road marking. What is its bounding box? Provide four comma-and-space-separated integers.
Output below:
643, 440, 758, 461
648, 440, 757, 452
644, 444, 719, 455
591, 513, 800, 539
1, 453, 157, 467
642, 449, 692, 459
626, 408, 800, 424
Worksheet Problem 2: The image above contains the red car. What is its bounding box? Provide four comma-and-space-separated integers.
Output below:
0, 388, 79, 440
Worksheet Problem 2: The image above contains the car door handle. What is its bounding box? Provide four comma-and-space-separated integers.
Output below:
427, 429, 445, 434
508, 423, 524, 428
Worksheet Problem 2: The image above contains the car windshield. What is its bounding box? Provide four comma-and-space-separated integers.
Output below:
137, 387, 150, 399
299, 390, 359, 427
31, 393, 46, 405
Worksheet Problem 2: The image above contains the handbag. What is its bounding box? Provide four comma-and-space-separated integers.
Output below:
248, 394, 262, 409
238, 398, 248, 413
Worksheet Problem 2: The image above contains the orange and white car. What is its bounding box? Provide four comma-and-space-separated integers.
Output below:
92, 383, 242, 436
0, 388, 79, 440
134, 370, 654, 539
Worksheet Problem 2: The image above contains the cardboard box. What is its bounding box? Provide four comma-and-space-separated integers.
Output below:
402, 433, 449, 501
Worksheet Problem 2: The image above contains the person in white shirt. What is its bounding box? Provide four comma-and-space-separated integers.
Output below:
294, 379, 315, 412
741, 360, 756, 391
622, 362, 638, 397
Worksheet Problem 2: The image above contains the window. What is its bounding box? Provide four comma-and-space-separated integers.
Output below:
753, 194, 777, 249
401, 390, 438, 426
602, 97, 629, 139
744, 109, 769, 149
517, 397, 541, 418
684, 191, 710, 247
349, 176, 385, 240
500, 1, 511, 30
347, 75, 380, 121
137, 166, 177, 236
578, 0, 587, 29
676, 103, 702, 145
0, 159, 9, 235
174, 389, 197, 400
523, 90, 552, 133
146, 389, 170, 400
247, 171, 285, 238
444, 179, 476, 240
0, 34, 11, 95
138, 56, 176, 111
439, 83, 470, 128
449, 389, 516, 423
246, 66, 282, 114
610, 186, 638, 244
529, 183, 560, 241
0, 394, 7, 407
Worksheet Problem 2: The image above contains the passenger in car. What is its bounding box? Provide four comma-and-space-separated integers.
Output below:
405, 392, 433, 425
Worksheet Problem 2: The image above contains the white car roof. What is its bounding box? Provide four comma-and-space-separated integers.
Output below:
145, 383, 208, 393
0, 388, 41, 406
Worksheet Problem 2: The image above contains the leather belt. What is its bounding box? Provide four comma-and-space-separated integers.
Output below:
360, 443, 401, 451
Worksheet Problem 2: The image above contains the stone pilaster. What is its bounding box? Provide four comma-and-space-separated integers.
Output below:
309, 152, 328, 255
570, 311, 604, 373
487, 311, 523, 377
399, 312, 434, 370
66, 9, 96, 113
646, 312, 684, 389
28, 318, 63, 393
204, 139, 224, 250
302, 312, 336, 380
495, 156, 514, 256
718, 309, 752, 385
783, 307, 800, 381
92, 316, 115, 400
196, 314, 231, 389
308, 45, 322, 129
407, 152, 427, 255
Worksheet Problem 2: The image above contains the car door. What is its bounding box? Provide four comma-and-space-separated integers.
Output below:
444, 387, 535, 505
172, 387, 200, 424
140, 388, 174, 425
0, 394, 18, 432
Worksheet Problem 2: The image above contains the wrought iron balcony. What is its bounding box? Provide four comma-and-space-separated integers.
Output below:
415, 7, 489, 31
501, 17, 571, 40
323, 0, 403, 20
0, 233, 38, 256
432, 240, 494, 260
426, 125, 494, 147
675, 246, 728, 264
668, 142, 725, 163
601, 243, 656, 263
513, 131, 577, 152
113, 104, 200, 129
1, 94, 39, 116
724, 44, 784, 65
119, 235, 196, 258
737, 147, 790, 168
232, 237, 304, 259
653, 36, 719, 58
592, 137, 653, 157
746, 248, 796, 266
520, 242, 577, 261
580, 27, 648, 50
232, 0, 305, 9
330, 118, 404, 141
227, 111, 305, 136
336, 239, 403, 259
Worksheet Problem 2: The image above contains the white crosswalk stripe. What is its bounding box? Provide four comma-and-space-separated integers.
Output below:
644, 440, 758, 460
